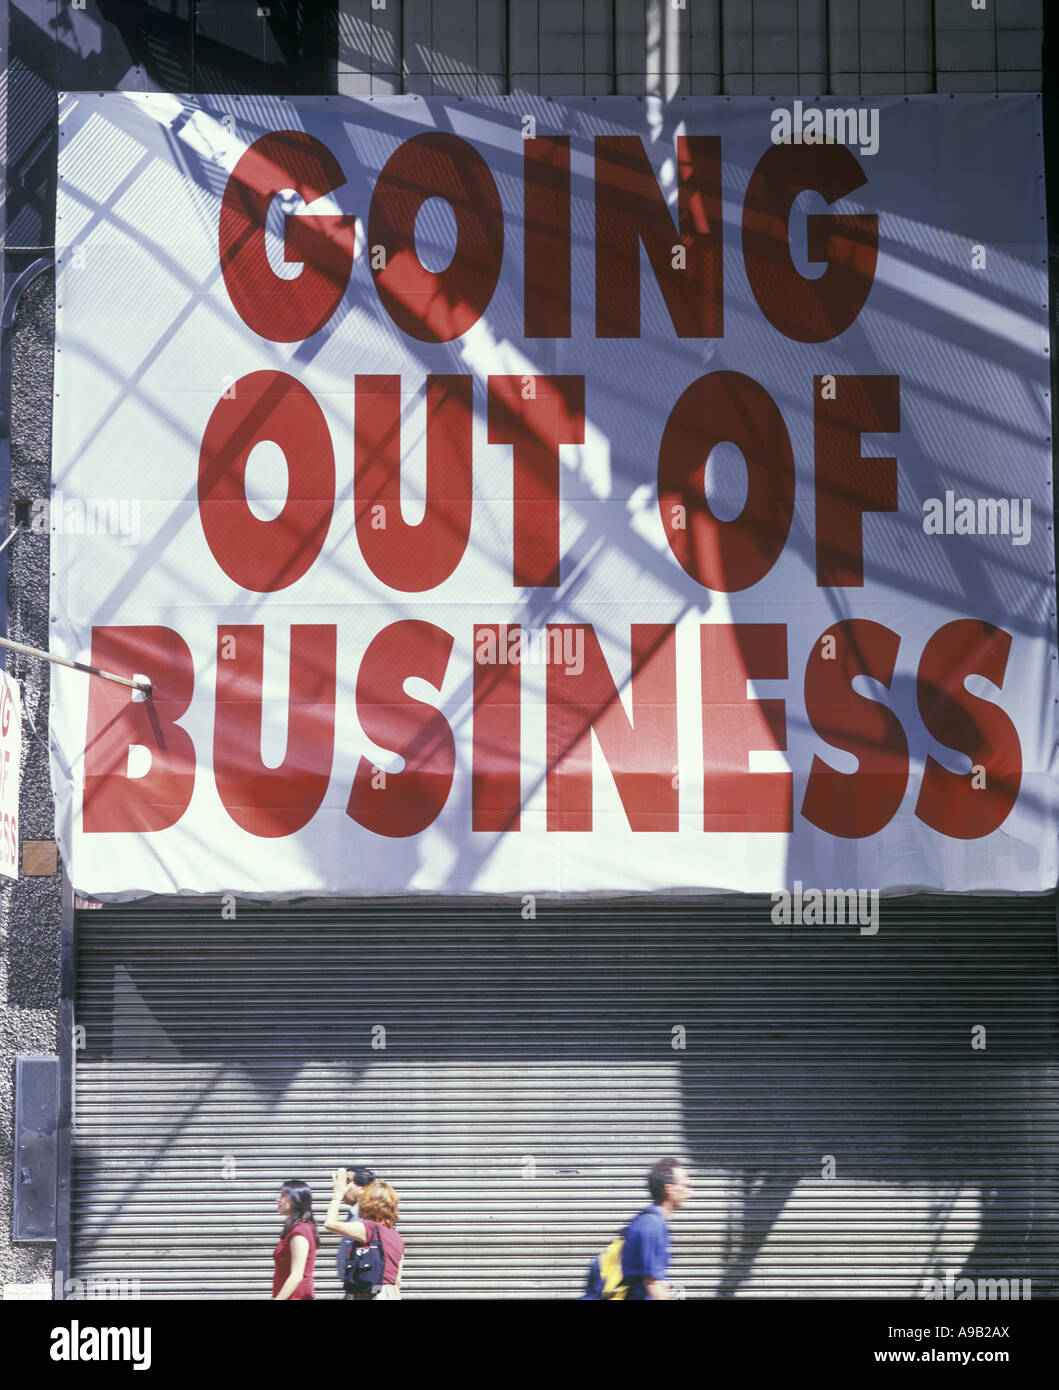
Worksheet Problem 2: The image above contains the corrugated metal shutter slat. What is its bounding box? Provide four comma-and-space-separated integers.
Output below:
72, 896, 1059, 1299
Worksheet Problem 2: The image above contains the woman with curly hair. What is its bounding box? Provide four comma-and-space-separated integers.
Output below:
325, 1171, 405, 1299
272, 1178, 318, 1300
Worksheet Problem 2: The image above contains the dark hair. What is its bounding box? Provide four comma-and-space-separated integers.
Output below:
279, 1179, 316, 1238
346, 1166, 375, 1189
647, 1157, 683, 1204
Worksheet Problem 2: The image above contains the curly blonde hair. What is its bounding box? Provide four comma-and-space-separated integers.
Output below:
359, 1180, 400, 1227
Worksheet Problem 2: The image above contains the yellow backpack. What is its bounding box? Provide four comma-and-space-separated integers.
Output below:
582, 1236, 628, 1300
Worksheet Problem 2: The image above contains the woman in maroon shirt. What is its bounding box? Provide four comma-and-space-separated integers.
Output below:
325, 1171, 405, 1299
272, 1179, 318, 1300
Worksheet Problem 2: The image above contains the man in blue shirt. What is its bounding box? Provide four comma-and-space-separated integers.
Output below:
621, 1157, 692, 1299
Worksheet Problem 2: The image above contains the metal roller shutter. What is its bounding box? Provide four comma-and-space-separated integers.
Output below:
72, 895, 1059, 1299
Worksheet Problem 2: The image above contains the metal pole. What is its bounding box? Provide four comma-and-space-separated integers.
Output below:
0, 634, 152, 694
398, 0, 405, 94
612, 0, 618, 95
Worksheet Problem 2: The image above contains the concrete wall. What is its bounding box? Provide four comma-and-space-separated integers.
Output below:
1, 264, 60, 1299
0, 0, 1048, 1297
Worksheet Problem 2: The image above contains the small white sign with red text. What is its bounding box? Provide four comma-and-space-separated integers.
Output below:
0, 672, 21, 879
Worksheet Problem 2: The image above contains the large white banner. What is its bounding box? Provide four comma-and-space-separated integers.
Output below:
51, 93, 1057, 897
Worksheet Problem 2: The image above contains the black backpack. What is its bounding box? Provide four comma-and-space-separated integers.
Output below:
343, 1224, 386, 1295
